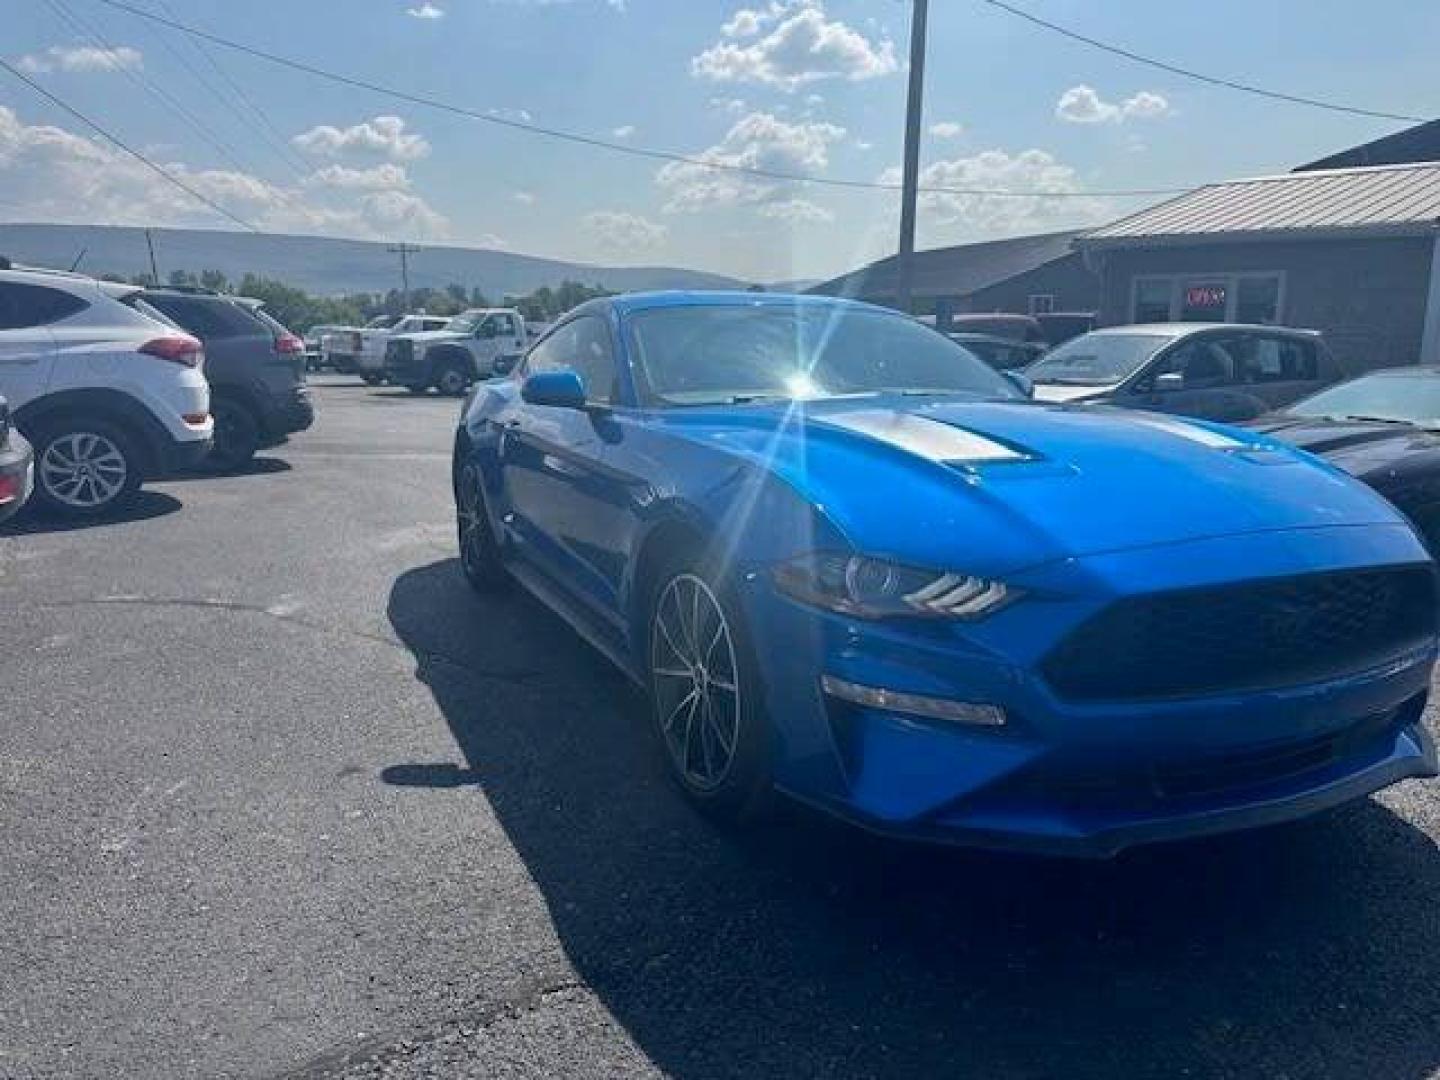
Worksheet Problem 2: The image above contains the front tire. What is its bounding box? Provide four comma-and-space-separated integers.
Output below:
361, 374, 383, 387
647, 554, 772, 822
455, 461, 509, 593
30, 417, 143, 519
435, 359, 470, 397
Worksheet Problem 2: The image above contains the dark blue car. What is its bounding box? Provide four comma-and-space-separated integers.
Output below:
451, 292, 1438, 857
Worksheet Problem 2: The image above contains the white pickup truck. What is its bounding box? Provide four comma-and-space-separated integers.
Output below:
355, 314, 450, 384
321, 314, 400, 374
382, 308, 529, 395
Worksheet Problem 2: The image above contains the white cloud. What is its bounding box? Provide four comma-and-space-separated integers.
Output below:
512, 190, 536, 204
293, 115, 430, 161
709, 96, 749, 115
0, 105, 449, 241
1055, 85, 1171, 124
487, 107, 534, 123
929, 121, 963, 140
656, 111, 845, 215
16, 44, 142, 74
611, 125, 636, 139
757, 198, 832, 223
877, 148, 1105, 236
303, 163, 411, 191
582, 211, 668, 254
406, 2, 445, 17
693, 1, 898, 91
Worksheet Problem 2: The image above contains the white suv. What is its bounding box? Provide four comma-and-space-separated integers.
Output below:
0, 264, 213, 518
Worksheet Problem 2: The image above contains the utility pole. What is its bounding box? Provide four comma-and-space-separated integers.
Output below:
145, 228, 160, 285
387, 243, 422, 312
895, 0, 929, 316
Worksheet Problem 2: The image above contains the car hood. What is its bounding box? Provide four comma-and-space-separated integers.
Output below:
1246, 415, 1440, 477
1031, 382, 1112, 403
657, 396, 1406, 577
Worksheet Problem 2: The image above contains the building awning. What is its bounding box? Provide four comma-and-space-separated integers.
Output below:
1079, 162, 1440, 249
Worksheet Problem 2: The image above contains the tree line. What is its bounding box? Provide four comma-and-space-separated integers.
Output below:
101, 269, 615, 332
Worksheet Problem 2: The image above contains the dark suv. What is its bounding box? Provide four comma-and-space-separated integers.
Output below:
140, 288, 314, 470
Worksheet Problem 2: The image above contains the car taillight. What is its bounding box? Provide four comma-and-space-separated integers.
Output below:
0, 472, 19, 504
274, 333, 304, 355
139, 334, 203, 367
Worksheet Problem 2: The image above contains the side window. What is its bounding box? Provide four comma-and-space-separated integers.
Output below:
523, 316, 617, 404
0, 283, 88, 330
145, 296, 257, 340
1152, 339, 1242, 390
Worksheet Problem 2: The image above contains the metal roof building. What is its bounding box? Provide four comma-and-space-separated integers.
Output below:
1075, 163, 1440, 371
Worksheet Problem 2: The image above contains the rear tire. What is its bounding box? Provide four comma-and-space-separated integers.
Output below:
455, 461, 510, 593
646, 550, 772, 823
29, 416, 143, 519
361, 374, 383, 387
207, 396, 262, 472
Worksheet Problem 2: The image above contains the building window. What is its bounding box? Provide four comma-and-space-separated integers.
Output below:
1130, 273, 1284, 325
1027, 294, 1056, 315
1134, 278, 1172, 322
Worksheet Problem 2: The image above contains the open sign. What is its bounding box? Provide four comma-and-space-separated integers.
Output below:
1185, 285, 1227, 310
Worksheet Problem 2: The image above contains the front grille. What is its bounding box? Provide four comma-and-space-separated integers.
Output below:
1043, 566, 1437, 702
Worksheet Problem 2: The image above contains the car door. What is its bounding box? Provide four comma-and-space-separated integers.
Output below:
1117, 335, 1268, 422
472, 312, 525, 374
497, 313, 630, 623
0, 283, 76, 409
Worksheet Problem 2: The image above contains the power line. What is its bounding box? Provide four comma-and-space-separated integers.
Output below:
90, 0, 1189, 200
978, 0, 1427, 124
0, 56, 260, 231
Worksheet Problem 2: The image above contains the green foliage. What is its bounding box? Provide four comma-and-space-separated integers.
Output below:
123, 268, 614, 332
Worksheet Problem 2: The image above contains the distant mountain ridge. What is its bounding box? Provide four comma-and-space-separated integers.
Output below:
0, 223, 750, 297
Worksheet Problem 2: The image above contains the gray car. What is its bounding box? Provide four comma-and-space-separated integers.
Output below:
1027, 323, 1346, 423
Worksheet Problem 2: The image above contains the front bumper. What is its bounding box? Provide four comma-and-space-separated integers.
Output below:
742, 526, 1439, 858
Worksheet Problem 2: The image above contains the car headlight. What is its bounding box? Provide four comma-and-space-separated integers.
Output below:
771, 553, 1017, 620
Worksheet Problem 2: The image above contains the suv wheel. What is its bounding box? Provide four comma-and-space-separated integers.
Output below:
436, 360, 470, 397
208, 397, 262, 472
31, 418, 143, 518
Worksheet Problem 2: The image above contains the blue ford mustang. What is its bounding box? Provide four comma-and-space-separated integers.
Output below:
451, 292, 1438, 857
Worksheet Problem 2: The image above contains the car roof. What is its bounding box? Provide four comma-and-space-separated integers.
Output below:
1083, 322, 1322, 340
609, 290, 895, 316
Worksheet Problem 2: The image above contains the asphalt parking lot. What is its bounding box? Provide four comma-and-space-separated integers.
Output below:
2, 375, 1440, 1080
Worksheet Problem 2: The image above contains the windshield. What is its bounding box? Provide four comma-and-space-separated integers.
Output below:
1287, 372, 1440, 427
627, 305, 1021, 406
1026, 333, 1170, 386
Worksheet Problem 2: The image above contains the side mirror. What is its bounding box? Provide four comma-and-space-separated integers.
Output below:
493, 353, 519, 377
1003, 370, 1034, 398
1155, 371, 1186, 392
521, 369, 586, 409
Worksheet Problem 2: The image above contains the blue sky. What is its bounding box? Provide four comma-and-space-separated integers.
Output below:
2, 0, 1437, 282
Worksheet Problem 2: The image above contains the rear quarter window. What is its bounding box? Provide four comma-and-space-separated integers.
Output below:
145, 295, 263, 340
0, 282, 89, 330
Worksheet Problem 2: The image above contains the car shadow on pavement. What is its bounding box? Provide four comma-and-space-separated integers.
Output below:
386, 557, 1440, 1080
167, 456, 294, 481
0, 489, 182, 536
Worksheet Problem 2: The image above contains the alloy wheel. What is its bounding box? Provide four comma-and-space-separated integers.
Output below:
650, 573, 742, 791
437, 368, 468, 396
38, 432, 128, 510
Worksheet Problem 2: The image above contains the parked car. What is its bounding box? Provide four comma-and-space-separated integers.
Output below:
1247, 365, 1440, 549
1027, 323, 1345, 422
303, 324, 346, 372
323, 315, 402, 374
0, 264, 211, 517
947, 312, 1048, 343
1035, 311, 1096, 346
355, 314, 450, 385
140, 287, 313, 471
0, 395, 33, 524
947, 331, 1046, 371
385, 307, 528, 395
451, 291, 1437, 857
